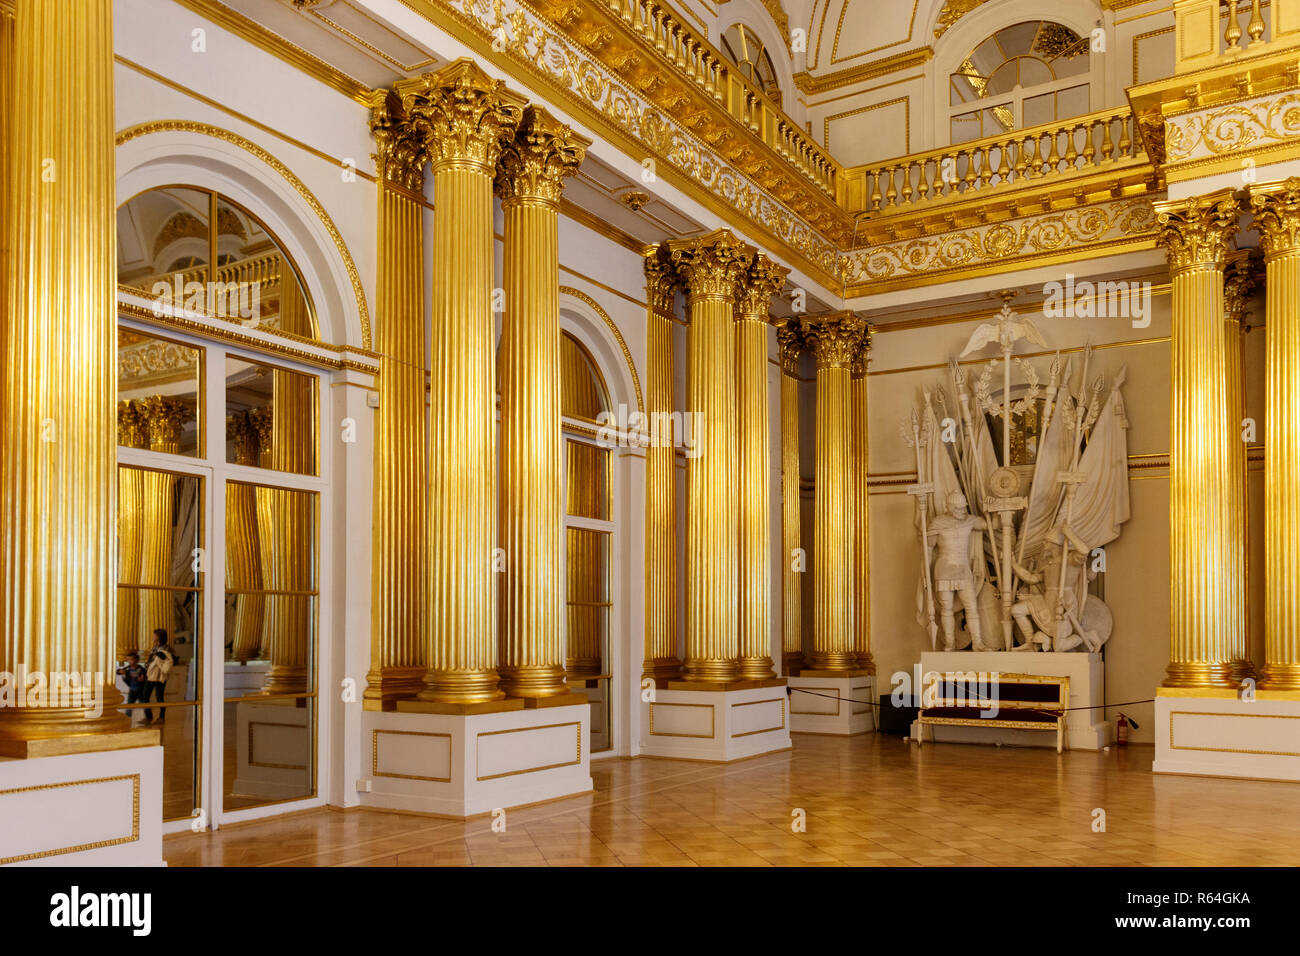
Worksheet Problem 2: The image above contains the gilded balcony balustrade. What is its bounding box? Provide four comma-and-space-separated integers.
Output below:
843, 107, 1149, 218
1173, 0, 1300, 72
531, 0, 838, 206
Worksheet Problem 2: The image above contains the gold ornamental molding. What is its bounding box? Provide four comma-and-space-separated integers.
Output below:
395, 0, 845, 288
115, 120, 373, 351
0, 775, 140, 865
1163, 88, 1300, 182
793, 48, 934, 95
559, 286, 644, 415
844, 197, 1162, 295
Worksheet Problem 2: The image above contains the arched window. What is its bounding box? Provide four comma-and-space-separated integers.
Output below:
116, 184, 326, 825
720, 23, 782, 108
118, 186, 321, 343
949, 21, 1091, 144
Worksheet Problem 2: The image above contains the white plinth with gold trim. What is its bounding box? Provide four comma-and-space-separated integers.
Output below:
1153, 690, 1300, 782
788, 674, 876, 735
0, 744, 164, 867
233, 700, 312, 802
360, 704, 592, 818
639, 683, 792, 761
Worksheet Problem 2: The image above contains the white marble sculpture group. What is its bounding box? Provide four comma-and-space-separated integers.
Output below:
903, 300, 1131, 653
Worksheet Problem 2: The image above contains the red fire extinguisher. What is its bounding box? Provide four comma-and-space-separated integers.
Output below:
1117, 713, 1138, 745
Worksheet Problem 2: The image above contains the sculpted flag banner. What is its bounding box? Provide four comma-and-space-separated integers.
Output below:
1018, 383, 1074, 567
1070, 367, 1132, 552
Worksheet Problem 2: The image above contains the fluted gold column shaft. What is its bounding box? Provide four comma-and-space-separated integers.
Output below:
669, 231, 752, 683
116, 404, 145, 660
804, 313, 865, 671
1253, 179, 1300, 689
1157, 191, 1241, 689
136, 398, 186, 654
365, 95, 428, 707
642, 249, 682, 681
403, 62, 525, 704
0, 0, 127, 744
850, 351, 874, 673
776, 323, 804, 674
224, 417, 264, 663
496, 107, 588, 699
734, 255, 787, 680
1223, 255, 1256, 680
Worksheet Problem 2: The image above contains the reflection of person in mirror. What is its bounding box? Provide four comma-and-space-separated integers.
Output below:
117, 652, 147, 718
144, 629, 174, 725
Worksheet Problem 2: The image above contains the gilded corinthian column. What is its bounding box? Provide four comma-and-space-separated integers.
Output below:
401, 62, 525, 704
225, 413, 264, 663
775, 321, 805, 675
667, 230, 754, 683
494, 106, 589, 699
0, 0, 127, 745
116, 403, 146, 661
642, 246, 683, 682
1223, 253, 1258, 682
136, 398, 188, 649
1251, 178, 1300, 690
1155, 190, 1242, 689
802, 312, 867, 672
850, 337, 874, 673
734, 254, 789, 680
364, 91, 429, 708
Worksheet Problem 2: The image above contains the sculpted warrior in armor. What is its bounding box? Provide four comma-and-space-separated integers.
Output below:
926, 491, 987, 651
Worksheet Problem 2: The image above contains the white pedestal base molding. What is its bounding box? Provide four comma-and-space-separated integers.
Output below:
909, 651, 1110, 751
639, 685, 792, 761
0, 745, 165, 867
359, 704, 592, 818
788, 675, 876, 735
1153, 692, 1300, 782
233, 700, 312, 801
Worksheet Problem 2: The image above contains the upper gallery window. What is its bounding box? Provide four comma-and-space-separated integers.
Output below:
117, 186, 321, 343
720, 23, 782, 108
949, 21, 1091, 144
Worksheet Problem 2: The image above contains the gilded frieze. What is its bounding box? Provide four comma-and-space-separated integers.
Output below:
1165, 90, 1300, 163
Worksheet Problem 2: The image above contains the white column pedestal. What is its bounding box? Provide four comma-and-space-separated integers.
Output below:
639, 683, 792, 761
359, 703, 592, 818
0, 742, 165, 866
1153, 691, 1300, 782
788, 673, 876, 735
910, 651, 1110, 750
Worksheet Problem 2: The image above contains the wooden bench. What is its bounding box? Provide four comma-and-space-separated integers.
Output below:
916, 671, 1070, 753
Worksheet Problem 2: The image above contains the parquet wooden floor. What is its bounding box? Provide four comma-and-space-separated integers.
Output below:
163, 734, 1300, 866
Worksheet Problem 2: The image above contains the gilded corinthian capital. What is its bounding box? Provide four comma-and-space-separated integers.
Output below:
735, 253, 790, 317
397, 59, 527, 171
1250, 177, 1300, 259
136, 396, 191, 453
775, 319, 804, 376
369, 89, 427, 192
802, 311, 869, 370
117, 400, 145, 449
666, 228, 755, 301
850, 327, 873, 378
494, 105, 590, 206
644, 244, 678, 315
1224, 252, 1260, 328
1155, 189, 1243, 274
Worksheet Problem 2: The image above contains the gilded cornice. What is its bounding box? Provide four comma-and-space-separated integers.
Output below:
1154, 189, 1242, 273
845, 197, 1161, 295
396, 59, 527, 171
495, 105, 591, 206
734, 253, 790, 317
793, 48, 932, 95
667, 229, 755, 301
1250, 176, 1300, 259
800, 310, 867, 370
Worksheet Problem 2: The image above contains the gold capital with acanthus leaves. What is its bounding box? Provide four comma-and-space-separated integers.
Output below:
1250, 177, 1300, 260
850, 326, 873, 378
1223, 252, 1259, 328
775, 319, 804, 376
117, 400, 145, 449
734, 252, 790, 318
494, 105, 590, 206
369, 88, 427, 193
643, 244, 678, 315
1155, 189, 1243, 274
136, 395, 191, 453
397, 59, 527, 171
667, 228, 755, 301
802, 311, 869, 369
